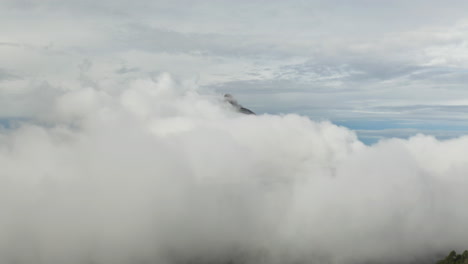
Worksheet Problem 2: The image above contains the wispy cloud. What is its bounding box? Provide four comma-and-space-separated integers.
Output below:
1, 0, 468, 136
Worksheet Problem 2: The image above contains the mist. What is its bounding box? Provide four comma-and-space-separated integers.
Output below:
1, 74, 467, 264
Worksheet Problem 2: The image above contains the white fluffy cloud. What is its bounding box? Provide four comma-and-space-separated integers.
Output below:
1, 75, 468, 263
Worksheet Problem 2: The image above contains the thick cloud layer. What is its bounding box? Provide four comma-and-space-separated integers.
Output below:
1, 74, 467, 264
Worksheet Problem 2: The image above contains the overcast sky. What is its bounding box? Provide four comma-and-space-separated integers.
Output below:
2, 0, 468, 143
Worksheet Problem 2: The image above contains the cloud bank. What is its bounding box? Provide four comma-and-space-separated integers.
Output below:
1, 74, 467, 264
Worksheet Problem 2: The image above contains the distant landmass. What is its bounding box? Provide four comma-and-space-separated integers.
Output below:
224, 94, 256, 115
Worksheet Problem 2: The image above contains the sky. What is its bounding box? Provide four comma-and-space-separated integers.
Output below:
2, 0, 468, 143
2, 1, 468, 264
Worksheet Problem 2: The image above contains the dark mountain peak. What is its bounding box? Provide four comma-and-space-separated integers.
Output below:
224, 94, 255, 115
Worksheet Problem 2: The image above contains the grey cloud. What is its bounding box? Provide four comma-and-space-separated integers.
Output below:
115, 66, 140, 75
356, 128, 468, 145
0, 80, 60, 118
371, 105, 468, 113
407, 68, 468, 86
110, 23, 298, 58
0, 42, 21, 47
0, 69, 21, 81
357, 128, 468, 139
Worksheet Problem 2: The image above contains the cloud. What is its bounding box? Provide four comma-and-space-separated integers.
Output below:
0, 68, 21, 82
115, 66, 139, 75
2, 1, 468, 260
0, 74, 468, 264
